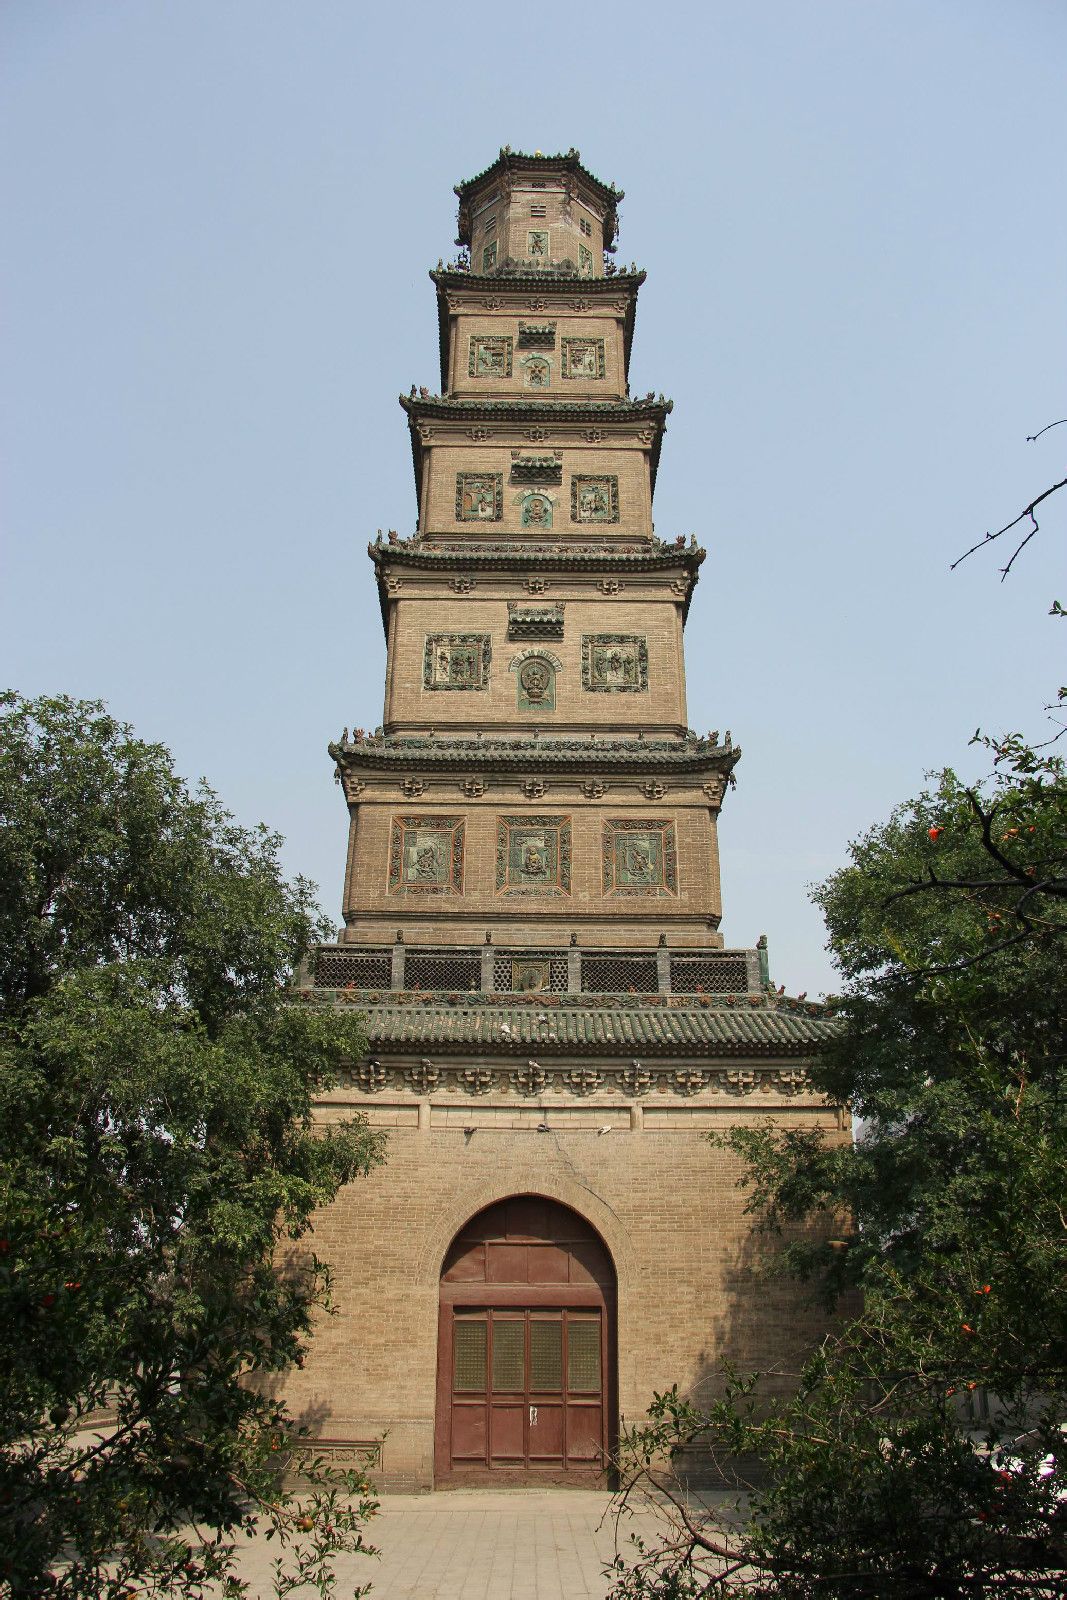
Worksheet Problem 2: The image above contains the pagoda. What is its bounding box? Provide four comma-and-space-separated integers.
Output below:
291, 150, 842, 1492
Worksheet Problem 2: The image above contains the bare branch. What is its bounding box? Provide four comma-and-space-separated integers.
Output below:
951, 476, 1067, 578
1026, 418, 1067, 442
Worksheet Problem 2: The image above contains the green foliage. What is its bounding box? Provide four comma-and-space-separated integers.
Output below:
0, 693, 384, 1597
610, 745, 1067, 1597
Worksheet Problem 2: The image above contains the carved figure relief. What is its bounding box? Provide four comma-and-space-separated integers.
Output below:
515, 655, 556, 712
496, 815, 571, 896
511, 960, 550, 994
455, 473, 503, 522
578, 244, 593, 277
516, 490, 554, 530
571, 475, 619, 524
520, 354, 551, 389
388, 816, 465, 895
423, 634, 492, 691
602, 819, 678, 896
469, 335, 513, 378
561, 338, 606, 379
581, 634, 648, 693
481, 241, 497, 272
527, 229, 549, 260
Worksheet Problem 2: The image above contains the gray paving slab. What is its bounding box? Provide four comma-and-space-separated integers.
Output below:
225, 1488, 661, 1599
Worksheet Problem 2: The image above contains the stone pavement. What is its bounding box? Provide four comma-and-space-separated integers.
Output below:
230, 1488, 661, 1599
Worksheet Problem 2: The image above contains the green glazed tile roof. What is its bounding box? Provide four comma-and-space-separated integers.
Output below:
329, 731, 740, 777
453, 148, 623, 210
303, 993, 839, 1057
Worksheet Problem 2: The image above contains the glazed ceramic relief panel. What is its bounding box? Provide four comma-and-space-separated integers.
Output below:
602, 819, 678, 896
570, 476, 619, 524
511, 652, 558, 711
496, 816, 572, 896
581, 635, 648, 692
388, 816, 465, 895
423, 635, 492, 691
455, 474, 503, 523
468, 335, 513, 378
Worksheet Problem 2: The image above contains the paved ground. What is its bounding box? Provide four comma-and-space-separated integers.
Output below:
231, 1488, 662, 1598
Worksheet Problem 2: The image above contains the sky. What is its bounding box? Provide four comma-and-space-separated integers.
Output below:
3, 1, 1064, 996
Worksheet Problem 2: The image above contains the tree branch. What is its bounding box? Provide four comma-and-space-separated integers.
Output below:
951, 476, 1067, 580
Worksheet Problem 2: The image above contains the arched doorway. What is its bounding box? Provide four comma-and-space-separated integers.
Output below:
434, 1195, 617, 1485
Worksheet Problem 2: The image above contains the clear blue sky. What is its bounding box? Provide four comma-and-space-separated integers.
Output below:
3, 1, 1064, 995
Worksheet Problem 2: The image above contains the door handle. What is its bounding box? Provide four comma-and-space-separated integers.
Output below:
529, 1405, 538, 1426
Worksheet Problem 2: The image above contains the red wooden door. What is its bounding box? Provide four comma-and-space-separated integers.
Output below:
435, 1198, 616, 1485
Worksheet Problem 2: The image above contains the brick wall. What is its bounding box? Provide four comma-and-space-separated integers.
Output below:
275, 1085, 847, 1490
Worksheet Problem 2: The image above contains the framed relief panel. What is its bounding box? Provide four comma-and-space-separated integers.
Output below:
581, 634, 648, 693
527, 229, 550, 260
481, 241, 498, 272
388, 816, 465, 895
511, 652, 558, 712
602, 819, 677, 896
561, 338, 605, 379
455, 473, 503, 522
424, 634, 492, 691
469, 335, 513, 378
570, 475, 619, 523
496, 816, 572, 896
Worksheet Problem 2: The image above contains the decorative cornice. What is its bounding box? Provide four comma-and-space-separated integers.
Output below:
365, 537, 705, 636
329, 732, 740, 781
330, 1059, 823, 1096
401, 393, 670, 422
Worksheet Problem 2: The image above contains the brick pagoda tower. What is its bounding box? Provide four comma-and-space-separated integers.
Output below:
291, 150, 841, 1492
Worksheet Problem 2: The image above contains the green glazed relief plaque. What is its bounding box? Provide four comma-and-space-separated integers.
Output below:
602, 819, 677, 896
469, 335, 513, 378
570, 475, 619, 523
423, 634, 492, 691
515, 655, 556, 711
456, 473, 503, 522
388, 815, 465, 895
561, 338, 605, 379
581, 634, 648, 692
496, 815, 572, 896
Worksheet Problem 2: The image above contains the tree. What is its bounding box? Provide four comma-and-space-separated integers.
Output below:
0, 692, 384, 1598
609, 745, 1067, 1598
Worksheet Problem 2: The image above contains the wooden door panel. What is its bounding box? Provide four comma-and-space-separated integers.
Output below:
451, 1402, 487, 1461
486, 1242, 529, 1282
490, 1403, 525, 1462
566, 1403, 604, 1461
529, 1402, 564, 1460
527, 1243, 569, 1282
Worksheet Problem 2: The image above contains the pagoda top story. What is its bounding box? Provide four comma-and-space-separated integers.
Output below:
451, 147, 624, 282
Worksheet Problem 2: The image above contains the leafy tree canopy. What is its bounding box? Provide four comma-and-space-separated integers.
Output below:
610, 740, 1067, 1598
0, 692, 383, 1598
